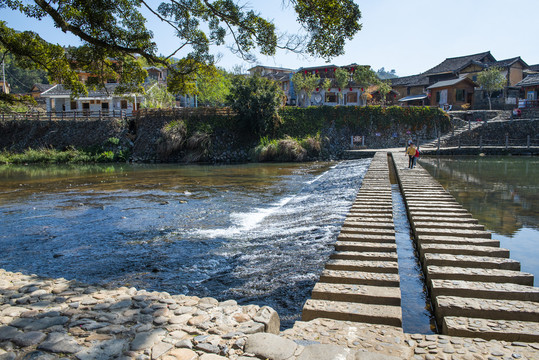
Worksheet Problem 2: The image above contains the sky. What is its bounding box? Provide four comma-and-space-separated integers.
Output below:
1, 0, 538, 77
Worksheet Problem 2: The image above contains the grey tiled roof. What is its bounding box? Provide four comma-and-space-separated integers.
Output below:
41, 83, 150, 97
32, 83, 54, 92
390, 74, 429, 87
423, 51, 495, 75
516, 73, 539, 87
527, 64, 539, 72
427, 76, 476, 90
486, 57, 528, 69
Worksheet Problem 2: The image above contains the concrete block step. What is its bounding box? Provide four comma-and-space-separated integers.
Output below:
330, 251, 398, 262
335, 241, 397, 253
343, 217, 394, 224
319, 269, 400, 287
423, 253, 519, 270
337, 233, 396, 243
407, 207, 470, 215
302, 299, 402, 327
409, 211, 473, 219
340, 227, 395, 236
342, 221, 394, 229
351, 205, 393, 210
412, 216, 479, 224
311, 283, 401, 306
426, 266, 534, 286
349, 208, 393, 215
430, 280, 539, 302
414, 228, 491, 239
443, 316, 539, 342
413, 221, 485, 231
417, 235, 499, 247
325, 259, 399, 274
419, 243, 509, 258
407, 204, 465, 211
435, 296, 539, 323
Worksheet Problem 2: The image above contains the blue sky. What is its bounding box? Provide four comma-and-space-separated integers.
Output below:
1, 0, 538, 76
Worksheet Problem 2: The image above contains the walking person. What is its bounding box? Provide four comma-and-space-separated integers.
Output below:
406, 142, 417, 169
413, 146, 420, 168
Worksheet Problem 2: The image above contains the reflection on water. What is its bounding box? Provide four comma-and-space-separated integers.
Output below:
0, 161, 370, 329
419, 156, 539, 284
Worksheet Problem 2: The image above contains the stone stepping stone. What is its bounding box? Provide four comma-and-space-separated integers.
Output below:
406, 202, 464, 209
443, 316, 539, 342
351, 204, 393, 210
325, 259, 398, 274
337, 233, 396, 243
334, 241, 397, 253
413, 221, 485, 231
430, 280, 539, 302
330, 251, 398, 262
349, 208, 393, 215
409, 211, 473, 219
341, 221, 394, 230
319, 269, 400, 287
435, 296, 539, 323
417, 234, 499, 247
302, 299, 402, 327
426, 266, 534, 286
412, 216, 479, 224
343, 216, 394, 224
311, 283, 401, 306
339, 227, 395, 237
419, 243, 509, 258
423, 253, 520, 270
414, 228, 491, 239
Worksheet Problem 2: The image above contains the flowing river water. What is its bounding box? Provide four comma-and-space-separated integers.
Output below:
0, 160, 371, 328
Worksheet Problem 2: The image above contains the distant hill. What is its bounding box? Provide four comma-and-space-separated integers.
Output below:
376, 67, 398, 80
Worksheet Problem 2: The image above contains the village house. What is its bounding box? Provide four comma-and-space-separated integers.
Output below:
516, 73, 539, 107
40, 83, 152, 115
291, 64, 375, 107
248, 65, 295, 105
392, 51, 530, 110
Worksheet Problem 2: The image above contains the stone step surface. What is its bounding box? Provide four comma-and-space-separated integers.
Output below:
341, 221, 395, 230
319, 269, 400, 287
335, 241, 397, 253
414, 228, 491, 239
311, 283, 401, 306
435, 296, 539, 323
423, 253, 520, 270
302, 299, 402, 327
413, 221, 485, 231
325, 259, 399, 274
411, 216, 479, 224
337, 233, 396, 243
417, 235, 500, 247
330, 251, 398, 262
339, 227, 395, 236
443, 316, 539, 342
419, 244, 509, 258
426, 266, 534, 286
430, 279, 539, 302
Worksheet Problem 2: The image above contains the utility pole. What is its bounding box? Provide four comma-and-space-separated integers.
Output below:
2, 59, 6, 94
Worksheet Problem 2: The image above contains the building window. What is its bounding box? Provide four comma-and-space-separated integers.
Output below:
325, 92, 337, 103
121, 100, 128, 109
456, 89, 466, 102
435, 91, 440, 103
70, 101, 77, 110
346, 92, 358, 103
472, 75, 478, 82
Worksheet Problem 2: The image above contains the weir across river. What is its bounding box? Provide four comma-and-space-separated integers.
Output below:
303, 151, 539, 343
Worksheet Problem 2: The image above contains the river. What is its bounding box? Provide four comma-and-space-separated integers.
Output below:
0, 160, 369, 328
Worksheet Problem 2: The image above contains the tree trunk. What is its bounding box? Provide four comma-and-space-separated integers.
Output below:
487, 93, 492, 110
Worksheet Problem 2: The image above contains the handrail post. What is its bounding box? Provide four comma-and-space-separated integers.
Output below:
528, 135, 531, 149
458, 138, 461, 149
479, 135, 483, 150
505, 134, 508, 149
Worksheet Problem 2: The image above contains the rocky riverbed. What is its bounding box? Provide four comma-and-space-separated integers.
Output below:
1, 269, 539, 360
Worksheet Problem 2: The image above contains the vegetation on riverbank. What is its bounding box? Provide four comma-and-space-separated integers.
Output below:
0, 138, 129, 165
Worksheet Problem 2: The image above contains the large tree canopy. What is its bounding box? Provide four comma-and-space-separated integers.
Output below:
0, 0, 362, 96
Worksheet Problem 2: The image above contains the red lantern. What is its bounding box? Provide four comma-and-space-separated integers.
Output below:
394, 94, 397, 98
316, 88, 319, 92
338, 88, 341, 92
304, 70, 307, 74
328, 88, 331, 92
349, 87, 353, 91
361, 88, 364, 92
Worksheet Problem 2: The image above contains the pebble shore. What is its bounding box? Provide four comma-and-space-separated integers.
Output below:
1, 269, 539, 360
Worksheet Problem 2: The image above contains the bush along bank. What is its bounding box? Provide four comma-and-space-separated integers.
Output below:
0, 106, 450, 164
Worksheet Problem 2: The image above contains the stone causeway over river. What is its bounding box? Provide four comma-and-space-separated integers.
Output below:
1, 151, 539, 359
